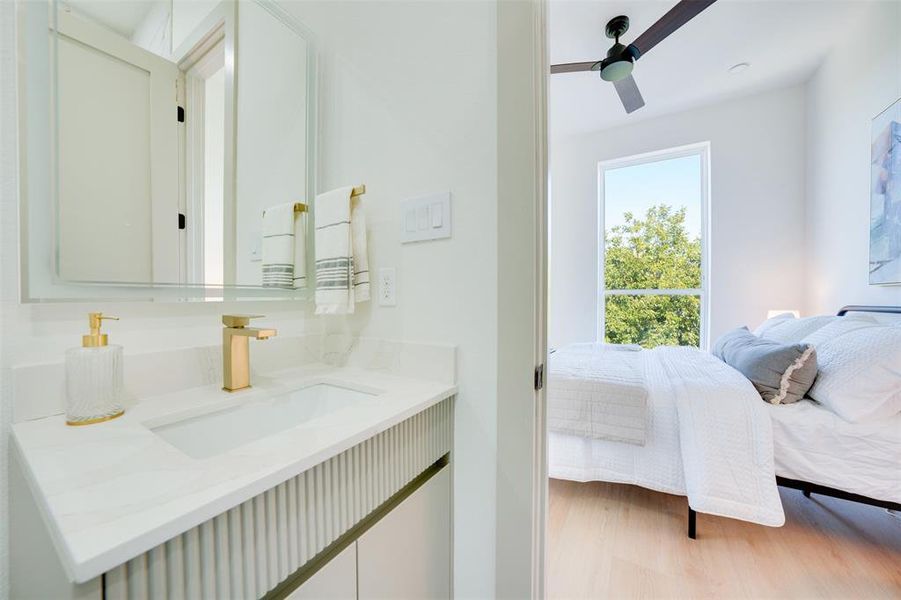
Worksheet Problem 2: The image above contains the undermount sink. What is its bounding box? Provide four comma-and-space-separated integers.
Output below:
149, 384, 378, 459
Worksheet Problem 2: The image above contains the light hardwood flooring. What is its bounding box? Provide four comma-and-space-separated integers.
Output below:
547, 479, 901, 599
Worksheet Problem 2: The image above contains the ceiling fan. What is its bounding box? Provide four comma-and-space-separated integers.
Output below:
551, 0, 718, 114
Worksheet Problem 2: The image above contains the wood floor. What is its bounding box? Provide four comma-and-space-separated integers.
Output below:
547, 479, 901, 599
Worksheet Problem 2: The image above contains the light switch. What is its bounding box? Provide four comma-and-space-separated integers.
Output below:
378, 267, 396, 306
416, 205, 429, 230
431, 203, 443, 228
400, 192, 452, 243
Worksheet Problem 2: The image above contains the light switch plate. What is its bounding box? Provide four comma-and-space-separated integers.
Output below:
378, 267, 397, 306
401, 192, 451, 243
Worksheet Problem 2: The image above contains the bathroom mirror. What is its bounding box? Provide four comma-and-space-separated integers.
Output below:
40, 0, 316, 294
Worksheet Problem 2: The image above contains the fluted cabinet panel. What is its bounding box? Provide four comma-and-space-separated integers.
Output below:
104, 398, 453, 600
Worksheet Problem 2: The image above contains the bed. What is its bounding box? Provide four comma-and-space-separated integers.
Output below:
769, 398, 901, 505
765, 306, 901, 519
548, 305, 901, 538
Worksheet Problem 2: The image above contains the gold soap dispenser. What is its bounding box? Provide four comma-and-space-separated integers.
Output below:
65, 312, 125, 425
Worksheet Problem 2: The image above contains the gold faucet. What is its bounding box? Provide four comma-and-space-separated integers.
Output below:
222, 315, 277, 392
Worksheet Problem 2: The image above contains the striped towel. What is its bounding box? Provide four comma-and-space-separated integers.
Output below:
314, 186, 369, 314
261, 203, 306, 289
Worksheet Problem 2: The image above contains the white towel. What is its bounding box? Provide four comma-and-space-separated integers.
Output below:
351, 194, 370, 302
262, 203, 306, 289
314, 187, 370, 314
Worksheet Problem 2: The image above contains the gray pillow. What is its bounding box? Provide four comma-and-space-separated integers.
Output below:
712, 327, 817, 404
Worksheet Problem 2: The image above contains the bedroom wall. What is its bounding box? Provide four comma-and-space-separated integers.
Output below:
550, 84, 807, 349
804, 0, 901, 314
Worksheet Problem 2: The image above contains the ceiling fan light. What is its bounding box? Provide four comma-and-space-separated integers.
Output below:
600, 58, 633, 82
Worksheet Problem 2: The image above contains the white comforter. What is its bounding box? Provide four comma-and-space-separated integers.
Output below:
549, 346, 785, 527
547, 344, 648, 445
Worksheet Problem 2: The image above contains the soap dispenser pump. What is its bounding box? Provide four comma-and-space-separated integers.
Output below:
65, 312, 124, 426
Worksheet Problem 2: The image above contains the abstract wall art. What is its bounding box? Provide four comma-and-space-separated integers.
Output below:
870, 98, 901, 285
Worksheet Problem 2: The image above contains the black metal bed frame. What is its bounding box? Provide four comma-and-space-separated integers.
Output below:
687, 304, 901, 539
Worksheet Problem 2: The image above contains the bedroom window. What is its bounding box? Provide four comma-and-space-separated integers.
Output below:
599, 143, 710, 349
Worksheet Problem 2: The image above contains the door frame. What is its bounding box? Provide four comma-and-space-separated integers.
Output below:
174, 1, 236, 288
495, 0, 549, 597
532, 0, 549, 596
178, 31, 227, 286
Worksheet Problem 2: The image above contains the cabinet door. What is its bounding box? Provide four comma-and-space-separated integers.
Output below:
357, 466, 451, 600
287, 544, 357, 600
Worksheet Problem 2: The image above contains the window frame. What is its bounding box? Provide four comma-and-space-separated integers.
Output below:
597, 142, 711, 349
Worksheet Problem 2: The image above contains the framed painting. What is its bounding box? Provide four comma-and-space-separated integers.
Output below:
870, 98, 901, 285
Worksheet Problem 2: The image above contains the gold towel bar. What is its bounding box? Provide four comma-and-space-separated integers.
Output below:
286, 185, 367, 214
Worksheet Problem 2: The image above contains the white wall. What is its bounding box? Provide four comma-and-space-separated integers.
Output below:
804, 1, 901, 314
281, 3, 501, 594
203, 66, 226, 285
550, 84, 808, 348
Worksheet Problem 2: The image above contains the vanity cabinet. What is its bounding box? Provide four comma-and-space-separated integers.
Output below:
12, 398, 454, 600
287, 464, 451, 600
357, 465, 451, 599
286, 545, 356, 600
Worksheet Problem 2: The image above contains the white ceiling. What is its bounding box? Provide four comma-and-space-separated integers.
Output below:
63, 0, 160, 38
549, 0, 869, 137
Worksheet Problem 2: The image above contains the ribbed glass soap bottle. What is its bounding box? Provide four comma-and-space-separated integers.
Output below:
65, 312, 124, 426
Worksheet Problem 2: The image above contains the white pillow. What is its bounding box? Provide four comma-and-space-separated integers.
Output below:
804, 324, 901, 423
757, 315, 835, 343
758, 314, 876, 344
802, 317, 879, 347
753, 312, 796, 337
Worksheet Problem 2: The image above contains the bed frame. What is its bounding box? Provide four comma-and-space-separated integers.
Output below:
687, 304, 901, 539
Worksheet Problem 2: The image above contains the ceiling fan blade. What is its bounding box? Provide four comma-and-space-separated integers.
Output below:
631, 0, 717, 58
550, 61, 597, 74
613, 75, 645, 114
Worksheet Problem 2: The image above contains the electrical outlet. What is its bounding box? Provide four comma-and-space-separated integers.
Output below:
250, 237, 263, 262
378, 267, 397, 306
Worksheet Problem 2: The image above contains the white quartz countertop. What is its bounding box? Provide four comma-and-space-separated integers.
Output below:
12, 364, 456, 583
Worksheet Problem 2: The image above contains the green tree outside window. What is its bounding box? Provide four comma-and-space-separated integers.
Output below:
604, 204, 701, 348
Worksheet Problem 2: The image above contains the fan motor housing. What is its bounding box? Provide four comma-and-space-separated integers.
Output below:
596, 41, 638, 82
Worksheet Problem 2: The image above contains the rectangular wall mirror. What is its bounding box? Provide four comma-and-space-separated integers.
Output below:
23, 0, 316, 299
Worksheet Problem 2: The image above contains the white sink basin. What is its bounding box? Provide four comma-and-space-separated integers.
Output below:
149, 383, 377, 459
